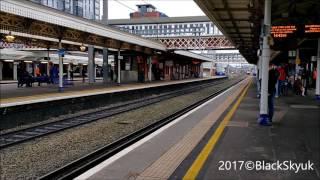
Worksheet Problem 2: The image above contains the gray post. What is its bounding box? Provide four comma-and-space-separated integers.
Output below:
102, 0, 108, 24
200, 63, 204, 78
88, 45, 95, 84
26, 63, 31, 74
103, 48, 109, 83
117, 49, 121, 84
13, 62, 18, 80
58, 40, 63, 91
0, 61, 3, 81
316, 38, 320, 99
148, 56, 152, 82
47, 62, 50, 76
67, 63, 71, 80
258, 0, 272, 125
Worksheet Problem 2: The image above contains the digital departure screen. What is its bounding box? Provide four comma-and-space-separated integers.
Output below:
305, 25, 320, 33
271, 25, 297, 38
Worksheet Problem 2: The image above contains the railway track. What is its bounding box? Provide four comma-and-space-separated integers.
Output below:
39, 77, 246, 180
0, 77, 234, 149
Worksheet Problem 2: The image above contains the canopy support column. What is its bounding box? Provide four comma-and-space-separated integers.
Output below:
258, 0, 272, 125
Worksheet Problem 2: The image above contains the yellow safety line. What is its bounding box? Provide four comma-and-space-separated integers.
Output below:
183, 79, 251, 180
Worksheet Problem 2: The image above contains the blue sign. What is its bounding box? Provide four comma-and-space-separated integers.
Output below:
58, 49, 65, 57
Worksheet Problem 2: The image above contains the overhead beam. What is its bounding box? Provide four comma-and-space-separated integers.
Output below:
219, 18, 249, 21
213, 8, 251, 11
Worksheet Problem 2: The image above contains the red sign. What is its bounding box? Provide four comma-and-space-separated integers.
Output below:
271, 25, 297, 38
305, 25, 320, 33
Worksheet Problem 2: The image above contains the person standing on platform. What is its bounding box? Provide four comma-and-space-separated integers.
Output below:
35, 65, 41, 77
278, 65, 287, 96
52, 65, 59, 84
268, 64, 279, 122
110, 68, 114, 81
17, 65, 23, 88
301, 66, 307, 96
312, 67, 317, 88
49, 63, 54, 84
82, 68, 86, 83
35, 65, 41, 86
69, 68, 74, 80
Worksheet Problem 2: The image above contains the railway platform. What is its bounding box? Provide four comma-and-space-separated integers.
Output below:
0, 77, 224, 108
76, 77, 320, 180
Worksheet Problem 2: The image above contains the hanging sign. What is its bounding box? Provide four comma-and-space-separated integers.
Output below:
271, 25, 297, 38
305, 25, 320, 33
58, 49, 65, 57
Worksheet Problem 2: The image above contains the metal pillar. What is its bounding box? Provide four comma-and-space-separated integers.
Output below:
26, 63, 31, 74
67, 63, 71, 80
88, 45, 95, 84
256, 58, 261, 97
13, 62, 18, 80
103, 48, 109, 84
227, 58, 230, 76
102, 0, 108, 24
47, 63, 50, 77
0, 61, 3, 81
148, 56, 152, 82
258, 0, 272, 125
117, 50, 121, 84
58, 40, 63, 91
316, 38, 320, 99
94, 65, 97, 81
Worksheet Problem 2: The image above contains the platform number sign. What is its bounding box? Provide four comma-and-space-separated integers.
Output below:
58, 49, 65, 57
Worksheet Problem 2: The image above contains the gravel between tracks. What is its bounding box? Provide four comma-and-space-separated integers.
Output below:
0, 79, 240, 179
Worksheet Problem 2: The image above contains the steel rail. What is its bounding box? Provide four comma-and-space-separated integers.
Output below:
39, 77, 245, 180
0, 78, 230, 149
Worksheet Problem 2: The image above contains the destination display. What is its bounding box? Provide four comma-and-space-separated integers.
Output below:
271, 25, 297, 38
271, 24, 320, 39
305, 25, 320, 33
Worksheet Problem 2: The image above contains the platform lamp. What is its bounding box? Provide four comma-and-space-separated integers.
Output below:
5, 31, 15, 43
80, 43, 86, 52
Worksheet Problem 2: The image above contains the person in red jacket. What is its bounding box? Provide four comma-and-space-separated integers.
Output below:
277, 65, 287, 96
312, 67, 317, 88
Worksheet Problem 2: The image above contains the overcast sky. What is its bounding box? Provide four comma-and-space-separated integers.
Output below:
104, 0, 205, 19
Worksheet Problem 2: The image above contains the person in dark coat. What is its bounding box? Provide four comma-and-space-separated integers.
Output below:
268, 64, 279, 122
17, 66, 24, 87
82, 68, 86, 83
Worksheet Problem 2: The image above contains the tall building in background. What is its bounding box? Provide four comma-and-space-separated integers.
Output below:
130, 4, 168, 19
29, 0, 100, 20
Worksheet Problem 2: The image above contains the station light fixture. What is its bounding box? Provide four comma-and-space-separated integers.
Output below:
4, 60, 14, 62
5, 31, 15, 43
24, 60, 33, 63
80, 43, 86, 52
41, 61, 48, 64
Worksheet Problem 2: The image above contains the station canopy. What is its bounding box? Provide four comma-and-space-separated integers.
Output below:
195, 0, 320, 64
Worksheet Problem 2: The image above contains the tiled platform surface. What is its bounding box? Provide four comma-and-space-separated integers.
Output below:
172, 82, 320, 180
76, 78, 249, 180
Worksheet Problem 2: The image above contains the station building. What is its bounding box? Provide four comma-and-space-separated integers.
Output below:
28, 0, 101, 20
